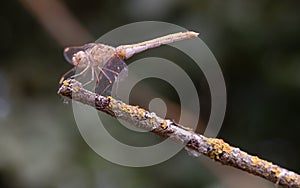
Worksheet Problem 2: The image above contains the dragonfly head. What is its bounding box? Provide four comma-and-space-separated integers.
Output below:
72, 51, 89, 68
64, 46, 90, 69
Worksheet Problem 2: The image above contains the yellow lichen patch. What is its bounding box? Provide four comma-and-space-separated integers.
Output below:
205, 138, 215, 145
106, 96, 115, 108
125, 106, 132, 112
209, 153, 215, 159
286, 173, 297, 182
208, 138, 232, 153
138, 108, 147, 118
74, 86, 80, 92
275, 169, 281, 178
129, 108, 135, 114
222, 142, 232, 153
251, 156, 261, 166
214, 145, 224, 160
160, 121, 168, 129
124, 105, 133, 114
63, 80, 69, 86
240, 151, 247, 157
127, 106, 136, 115
271, 167, 281, 178
264, 162, 271, 169
118, 102, 128, 112
130, 105, 139, 114
206, 138, 232, 160
150, 118, 156, 125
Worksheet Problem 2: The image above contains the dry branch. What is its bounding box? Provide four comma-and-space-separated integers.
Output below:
58, 79, 300, 188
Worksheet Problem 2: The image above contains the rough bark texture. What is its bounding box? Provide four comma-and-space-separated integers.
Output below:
58, 79, 300, 188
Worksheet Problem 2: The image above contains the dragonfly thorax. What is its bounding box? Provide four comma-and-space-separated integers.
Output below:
71, 43, 116, 69
87, 43, 116, 68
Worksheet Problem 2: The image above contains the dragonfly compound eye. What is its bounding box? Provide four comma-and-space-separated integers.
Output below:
73, 51, 88, 68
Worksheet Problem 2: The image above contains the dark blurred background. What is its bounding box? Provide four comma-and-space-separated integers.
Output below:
0, 0, 299, 188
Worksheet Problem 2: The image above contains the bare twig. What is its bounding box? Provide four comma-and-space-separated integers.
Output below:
58, 79, 300, 188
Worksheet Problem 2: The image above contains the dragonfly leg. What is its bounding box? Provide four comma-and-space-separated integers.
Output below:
82, 66, 95, 86
102, 67, 120, 94
71, 63, 90, 79
59, 66, 76, 84
97, 66, 112, 84
102, 67, 119, 75
90, 67, 100, 85
92, 68, 100, 90
97, 66, 114, 95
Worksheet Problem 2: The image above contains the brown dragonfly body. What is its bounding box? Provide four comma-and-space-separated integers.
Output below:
60, 31, 199, 95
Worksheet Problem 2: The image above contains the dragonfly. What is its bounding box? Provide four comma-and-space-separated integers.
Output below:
60, 31, 199, 95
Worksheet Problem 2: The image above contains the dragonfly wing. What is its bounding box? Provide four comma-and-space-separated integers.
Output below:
103, 55, 128, 80
95, 55, 128, 95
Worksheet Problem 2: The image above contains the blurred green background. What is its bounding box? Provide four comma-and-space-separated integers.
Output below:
0, 0, 299, 188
